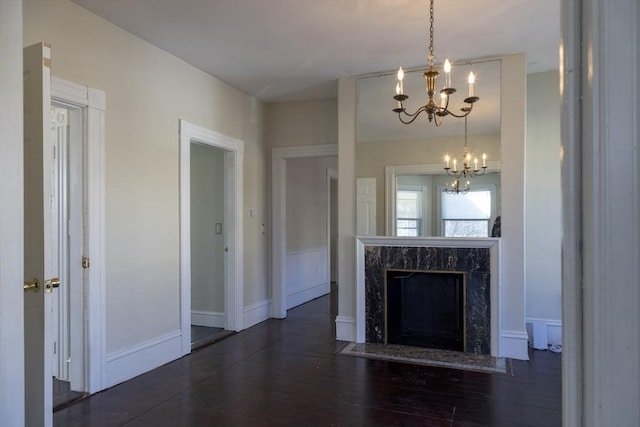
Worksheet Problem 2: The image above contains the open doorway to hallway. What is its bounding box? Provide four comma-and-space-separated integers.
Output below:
283, 156, 337, 312
189, 143, 234, 350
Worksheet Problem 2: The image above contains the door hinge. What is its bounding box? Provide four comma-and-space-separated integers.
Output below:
82, 256, 90, 269
53, 341, 57, 355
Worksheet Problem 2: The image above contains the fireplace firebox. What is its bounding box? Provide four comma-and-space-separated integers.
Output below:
385, 270, 465, 352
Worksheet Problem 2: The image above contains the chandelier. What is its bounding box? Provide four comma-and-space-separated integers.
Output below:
443, 179, 470, 195
443, 115, 487, 194
392, 0, 479, 125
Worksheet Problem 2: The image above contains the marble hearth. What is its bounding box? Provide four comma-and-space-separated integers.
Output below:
356, 237, 500, 357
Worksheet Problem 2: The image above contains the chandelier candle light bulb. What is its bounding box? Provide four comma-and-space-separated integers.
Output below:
444, 59, 452, 88
468, 72, 475, 97
397, 67, 404, 94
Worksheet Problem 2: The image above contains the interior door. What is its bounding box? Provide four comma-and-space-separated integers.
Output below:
23, 42, 55, 427
356, 177, 377, 236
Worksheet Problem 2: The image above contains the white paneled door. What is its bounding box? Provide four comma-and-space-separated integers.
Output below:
356, 177, 376, 236
23, 42, 55, 427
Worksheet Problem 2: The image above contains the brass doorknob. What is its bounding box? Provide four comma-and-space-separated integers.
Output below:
44, 277, 60, 293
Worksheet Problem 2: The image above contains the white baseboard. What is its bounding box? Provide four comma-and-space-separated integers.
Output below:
501, 330, 530, 360
191, 310, 225, 328
286, 282, 329, 310
335, 315, 355, 342
244, 299, 271, 329
526, 317, 563, 346
105, 330, 182, 388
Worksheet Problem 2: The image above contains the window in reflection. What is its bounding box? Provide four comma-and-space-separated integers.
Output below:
441, 188, 493, 237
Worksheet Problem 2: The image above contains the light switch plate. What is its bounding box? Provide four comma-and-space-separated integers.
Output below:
215, 223, 223, 234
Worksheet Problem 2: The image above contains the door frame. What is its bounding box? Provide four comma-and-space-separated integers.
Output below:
179, 119, 244, 356
271, 144, 338, 319
326, 168, 338, 286
51, 76, 106, 394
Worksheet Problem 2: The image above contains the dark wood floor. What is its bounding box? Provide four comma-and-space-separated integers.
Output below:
54, 291, 561, 426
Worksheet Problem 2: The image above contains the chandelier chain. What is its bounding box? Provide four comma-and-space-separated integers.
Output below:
428, 0, 435, 63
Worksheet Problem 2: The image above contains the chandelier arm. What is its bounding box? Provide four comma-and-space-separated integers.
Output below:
397, 107, 428, 124
441, 105, 474, 119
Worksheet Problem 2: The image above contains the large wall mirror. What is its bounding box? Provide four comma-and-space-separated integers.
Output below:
355, 59, 502, 237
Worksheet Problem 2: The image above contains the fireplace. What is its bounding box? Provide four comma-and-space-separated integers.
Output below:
385, 270, 465, 352
359, 242, 494, 355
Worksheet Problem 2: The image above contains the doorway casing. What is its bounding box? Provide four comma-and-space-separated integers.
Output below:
179, 120, 244, 356
51, 76, 106, 395
271, 144, 338, 319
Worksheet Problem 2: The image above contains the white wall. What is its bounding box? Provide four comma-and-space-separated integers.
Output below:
525, 70, 562, 344
24, 0, 268, 361
0, 1, 25, 424
265, 98, 337, 148
190, 143, 225, 321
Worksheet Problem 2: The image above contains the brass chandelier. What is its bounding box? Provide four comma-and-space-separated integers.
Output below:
392, 0, 479, 125
443, 116, 487, 194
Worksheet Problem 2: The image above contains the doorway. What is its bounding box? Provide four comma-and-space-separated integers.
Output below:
189, 143, 234, 349
271, 144, 338, 319
50, 105, 86, 408
179, 120, 244, 356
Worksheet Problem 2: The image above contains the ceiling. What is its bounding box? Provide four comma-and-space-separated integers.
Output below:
71, 0, 560, 103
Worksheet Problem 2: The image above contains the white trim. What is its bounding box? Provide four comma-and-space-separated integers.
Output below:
271, 144, 338, 319
179, 120, 244, 356
51, 77, 106, 394
191, 311, 225, 328
327, 167, 338, 286
335, 316, 356, 342
285, 246, 328, 256
356, 236, 502, 358
104, 331, 182, 388
526, 317, 563, 347
500, 330, 530, 360
243, 300, 271, 329
286, 282, 329, 310
385, 162, 500, 235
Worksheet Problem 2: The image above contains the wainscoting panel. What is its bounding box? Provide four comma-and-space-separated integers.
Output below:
191, 310, 225, 328
286, 247, 330, 310
105, 330, 182, 388
526, 317, 563, 347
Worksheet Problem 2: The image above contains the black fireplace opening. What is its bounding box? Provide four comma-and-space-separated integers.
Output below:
385, 270, 465, 352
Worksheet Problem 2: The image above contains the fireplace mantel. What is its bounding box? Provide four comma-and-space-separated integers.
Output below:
356, 236, 501, 357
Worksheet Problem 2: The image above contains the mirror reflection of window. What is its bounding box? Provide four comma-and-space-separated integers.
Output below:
396, 189, 422, 236
441, 189, 493, 237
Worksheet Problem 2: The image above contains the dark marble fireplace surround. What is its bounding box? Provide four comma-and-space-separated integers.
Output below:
365, 246, 491, 355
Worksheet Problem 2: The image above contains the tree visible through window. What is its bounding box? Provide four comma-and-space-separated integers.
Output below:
442, 190, 491, 237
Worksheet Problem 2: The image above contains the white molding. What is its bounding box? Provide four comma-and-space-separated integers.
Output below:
356, 236, 502, 358
271, 144, 338, 319
105, 330, 182, 388
286, 246, 328, 256
384, 162, 501, 235
526, 317, 563, 346
51, 77, 107, 394
286, 282, 329, 310
272, 144, 337, 160
335, 316, 356, 342
243, 300, 271, 329
191, 311, 225, 328
500, 330, 530, 360
179, 120, 244, 356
